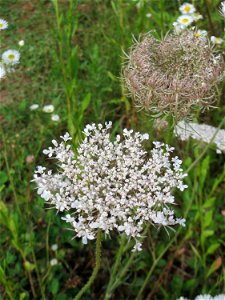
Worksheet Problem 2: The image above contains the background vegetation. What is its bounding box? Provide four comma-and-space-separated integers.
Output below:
0, 0, 224, 299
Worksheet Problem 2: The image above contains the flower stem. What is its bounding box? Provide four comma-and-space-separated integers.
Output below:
104, 235, 127, 300
74, 230, 102, 300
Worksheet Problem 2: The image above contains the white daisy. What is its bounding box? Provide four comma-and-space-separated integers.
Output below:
0, 64, 6, 80
195, 29, 207, 38
18, 40, 24, 46
51, 114, 60, 122
43, 105, 54, 113
211, 36, 223, 45
146, 13, 152, 18
179, 3, 196, 15
177, 15, 194, 27
0, 19, 8, 30
30, 104, 39, 111
2, 50, 20, 65
192, 12, 203, 21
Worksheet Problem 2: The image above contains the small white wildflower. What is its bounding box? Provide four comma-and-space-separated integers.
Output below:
146, 13, 152, 18
192, 12, 203, 21
43, 104, 54, 113
179, 3, 196, 15
50, 258, 58, 266
51, 114, 60, 122
35, 166, 46, 174
18, 40, 24, 46
2, 50, 20, 65
173, 21, 186, 33
30, 104, 39, 111
195, 29, 207, 38
0, 64, 6, 80
34, 123, 187, 251
211, 36, 223, 45
0, 19, 8, 30
177, 15, 194, 27
219, 1, 225, 17
132, 241, 142, 252
51, 244, 58, 251
60, 132, 72, 142
175, 121, 225, 154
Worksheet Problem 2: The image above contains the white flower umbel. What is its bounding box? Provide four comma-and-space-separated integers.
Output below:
175, 121, 225, 154
0, 64, 6, 80
0, 19, 8, 30
220, 1, 225, 17
51, 114, 60, 122
33, 122, 187, 251
43, 105, 54, 113
30, 104, 39, 111
177, 15, 194, 27
2, 50, 20, 65
179, 3, 196, 15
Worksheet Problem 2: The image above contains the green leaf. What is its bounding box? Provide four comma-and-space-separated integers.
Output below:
206, 243, 220, 256
50, 278, 59, 295
190, 243, 201, 260
203, 197, 215, 209
199, 156, 210, 190
206, 257, 222, 278
203, 210, 213, 228
80, 93, 91, 113
0, 171, 8, 184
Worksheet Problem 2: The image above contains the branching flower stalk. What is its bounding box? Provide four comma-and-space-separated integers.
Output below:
74, 230, 102, 300
34, 122, 187, 298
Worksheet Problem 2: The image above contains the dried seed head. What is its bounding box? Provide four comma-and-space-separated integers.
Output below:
123, 31, 225, 119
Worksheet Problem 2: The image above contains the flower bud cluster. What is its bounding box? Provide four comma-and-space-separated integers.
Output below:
33, 122, 187, 251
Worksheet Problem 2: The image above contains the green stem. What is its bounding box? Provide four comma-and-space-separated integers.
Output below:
104, 226, 150, 298
104, 235, 127, 300
74, 230, 102, 300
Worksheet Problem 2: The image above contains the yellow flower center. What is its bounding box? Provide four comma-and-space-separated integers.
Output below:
8, 54, 15, 60
195, 33, 200, 37
184, 6, 191, 12
0, 24, 3, 28
182, 18, 189, 24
